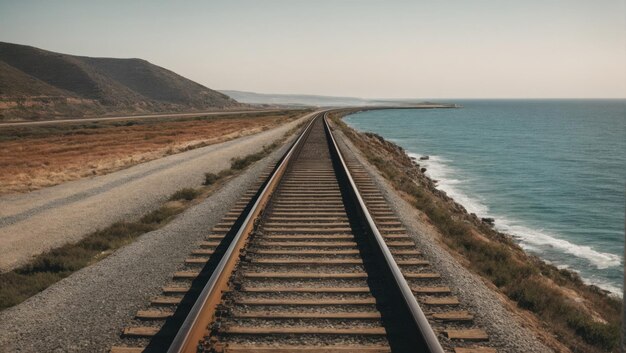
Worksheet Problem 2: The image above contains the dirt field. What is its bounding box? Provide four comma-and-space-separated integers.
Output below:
0, 110, 305, 194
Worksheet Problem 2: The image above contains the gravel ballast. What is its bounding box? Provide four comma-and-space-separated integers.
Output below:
0, 131, 297, 353
0, 112, 314, 272
333, 129, 554, 353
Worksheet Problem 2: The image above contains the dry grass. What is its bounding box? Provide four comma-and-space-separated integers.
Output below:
0, 110, 307, 194
330, 110, 622, 353
0, 118, 309, 311
0, 205, 177, 310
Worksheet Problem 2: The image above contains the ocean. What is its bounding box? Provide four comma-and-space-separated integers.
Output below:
344, 100, 625, 295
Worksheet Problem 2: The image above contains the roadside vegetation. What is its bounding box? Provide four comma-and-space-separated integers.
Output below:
0, 109, 310, 195
169, 188, 200, 201
0, 203, 184, 310
330, 110, 622, 353
0, 119, 308, 311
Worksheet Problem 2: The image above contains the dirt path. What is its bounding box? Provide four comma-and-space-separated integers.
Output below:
0, 111, 315, 272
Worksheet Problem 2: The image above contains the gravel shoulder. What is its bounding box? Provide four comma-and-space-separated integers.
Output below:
0, 111, 315, 272
334, 129, 554, 353
0, 130, 296, 353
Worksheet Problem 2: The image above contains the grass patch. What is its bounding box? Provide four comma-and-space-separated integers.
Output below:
0, 196, 186, 310
231, 154, 262, 170
169, 188, 200, 201
230, 142, 279, 171
330, 110, 622, 353
204, 172, 219, 185
0, 221, 156, 310
203, 168, 237, 185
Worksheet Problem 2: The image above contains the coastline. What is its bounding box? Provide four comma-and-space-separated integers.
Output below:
331, 108, 623, 353
342, 105, 624, 296
407, 151, 623, 296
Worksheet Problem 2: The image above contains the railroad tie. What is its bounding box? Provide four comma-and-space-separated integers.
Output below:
111, 113, 496, 353
445, 329, 490, 341
211, 344, 392, 353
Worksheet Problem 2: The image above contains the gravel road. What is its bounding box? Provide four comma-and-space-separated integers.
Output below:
334, 129, 554, 353
0, 111, 314, 272
0, 128, 296, 353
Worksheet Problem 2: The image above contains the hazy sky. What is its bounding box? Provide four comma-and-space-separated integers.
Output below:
1, 0, 625, 98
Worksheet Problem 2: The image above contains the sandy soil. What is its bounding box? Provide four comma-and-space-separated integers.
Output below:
0, 110, 302, 194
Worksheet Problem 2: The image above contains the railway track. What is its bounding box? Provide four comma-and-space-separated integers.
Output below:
111, 112, 495, 353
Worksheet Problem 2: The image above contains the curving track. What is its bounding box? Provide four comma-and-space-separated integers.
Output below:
111, 112, 494, 353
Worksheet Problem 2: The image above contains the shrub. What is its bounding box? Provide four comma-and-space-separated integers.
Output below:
566, 312, 620, 350
140, 206, 179, 224
231, 152, 263, 170
218, 169, 233, 178
230, 143, 278, 170
169, 188, 199, 201
204, 172, 219, 185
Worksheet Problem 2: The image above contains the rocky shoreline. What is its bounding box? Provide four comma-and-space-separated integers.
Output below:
409, 139, 618, 298
369, 128, 618, 298
332, 110, 622, 353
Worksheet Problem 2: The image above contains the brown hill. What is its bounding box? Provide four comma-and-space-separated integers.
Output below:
0, 42, 241, 120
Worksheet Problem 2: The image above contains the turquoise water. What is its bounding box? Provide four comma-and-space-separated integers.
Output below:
345, 100, 625, 294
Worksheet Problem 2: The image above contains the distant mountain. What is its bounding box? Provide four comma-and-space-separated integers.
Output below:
0, 42, 241, 120
220, 90, 382, 107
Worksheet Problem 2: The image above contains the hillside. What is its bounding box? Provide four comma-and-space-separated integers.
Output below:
0, 42, 241, 120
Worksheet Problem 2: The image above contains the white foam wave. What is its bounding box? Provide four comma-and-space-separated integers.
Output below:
496, 219, 622, 270
587, 279, 624, 298
409, 153, 489, 216
408, 151, 623, 294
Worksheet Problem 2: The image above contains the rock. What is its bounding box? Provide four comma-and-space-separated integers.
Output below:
420, 155, 430, 160
481, 217, 495, 226
420, 168, 427, 173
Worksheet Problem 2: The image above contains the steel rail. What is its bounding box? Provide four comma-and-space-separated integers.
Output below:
166, 112, 321, 353
323, 113, 445, 353
166, 110, 444, 353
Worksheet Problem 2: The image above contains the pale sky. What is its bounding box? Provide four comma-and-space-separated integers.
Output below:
1, 0, 625, 99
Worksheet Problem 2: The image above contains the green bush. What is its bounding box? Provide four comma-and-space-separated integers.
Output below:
566, 312, 620, 350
